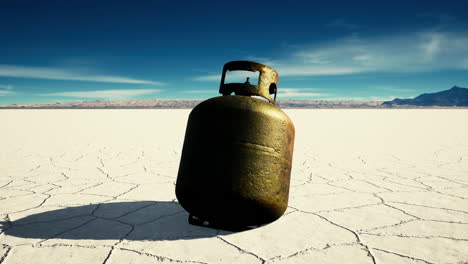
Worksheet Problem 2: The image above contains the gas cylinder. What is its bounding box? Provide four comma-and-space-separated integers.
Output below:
176, 61, 295, 230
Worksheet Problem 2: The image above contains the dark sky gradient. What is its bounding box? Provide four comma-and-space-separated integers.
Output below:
1, 0, 467, 104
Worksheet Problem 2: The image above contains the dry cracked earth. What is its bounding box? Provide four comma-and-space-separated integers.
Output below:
0, 109, 467, 264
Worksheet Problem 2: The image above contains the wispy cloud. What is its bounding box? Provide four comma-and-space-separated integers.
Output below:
193, 66, 358, 81
0, 84, 14, 96
192, 74, 219, 81
0, 84, 14, 89
182, 90, 217, 94
373, 86, 418, 93
278, 88, 329, 98
0, 65, 164, 85
44, 89, 162, 100
244, 56, 280, 67
322, 95, 399, 101
194, 29, 468, 80
278, 66, 359, 76
0, 90, 14, 96
280, 30, 468, 75
182, 88, 329, 99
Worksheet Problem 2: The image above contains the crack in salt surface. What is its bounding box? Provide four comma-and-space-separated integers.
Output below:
36, 204, 103, 244
388, 202, 468, 214
360, 179, 394, 192
73, 182, 105, 194
0, 182, 13, 189
116, 248, 209, 264
216, 236, 266, 264
359, 232, 468, 242
360, 218, 419, 233
36, 243, 100, 249
133, 210, 185, 226
268, 242, 361, 262
288, 206, 377, 264
0, 245, 11, 264
312, 213, 377, 264
313, 203, 383, 214
372, 247, 435, 264
102, 223, 135, 264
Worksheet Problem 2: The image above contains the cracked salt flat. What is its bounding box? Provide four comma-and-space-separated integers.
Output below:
1, 109, 468, 264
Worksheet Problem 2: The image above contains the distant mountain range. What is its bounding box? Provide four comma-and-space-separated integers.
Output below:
1, 86, 467, 109
383, 86, 468, 107
0, 99, 384, 109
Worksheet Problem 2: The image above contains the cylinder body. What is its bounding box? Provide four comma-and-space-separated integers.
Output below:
176, 95, 295, 227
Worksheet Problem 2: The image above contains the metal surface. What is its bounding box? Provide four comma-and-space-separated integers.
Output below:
176, 61, 294, 229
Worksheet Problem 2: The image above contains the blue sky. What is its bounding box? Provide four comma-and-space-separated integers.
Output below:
1, 0, 467, 104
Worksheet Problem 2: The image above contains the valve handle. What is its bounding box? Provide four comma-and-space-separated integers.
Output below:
219, 61, 279, 105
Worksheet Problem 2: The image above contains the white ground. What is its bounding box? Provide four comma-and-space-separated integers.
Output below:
1, 109, 467, 264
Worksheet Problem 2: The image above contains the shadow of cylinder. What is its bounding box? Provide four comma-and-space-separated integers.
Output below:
1, 201, 235, 241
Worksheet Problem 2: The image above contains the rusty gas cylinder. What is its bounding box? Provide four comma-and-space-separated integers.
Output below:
176, 61, 295, 230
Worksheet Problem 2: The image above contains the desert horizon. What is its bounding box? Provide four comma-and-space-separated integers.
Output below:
2, 85, 467, 109
1, 100, 467, 110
